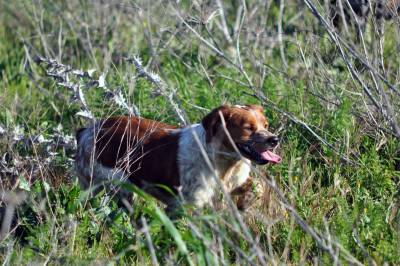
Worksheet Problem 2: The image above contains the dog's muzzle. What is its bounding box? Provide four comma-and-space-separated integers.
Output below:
236, 133, 281, 165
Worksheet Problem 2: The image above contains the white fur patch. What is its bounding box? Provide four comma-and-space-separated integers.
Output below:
224, 160, 251, 191
177, 124, 251, 207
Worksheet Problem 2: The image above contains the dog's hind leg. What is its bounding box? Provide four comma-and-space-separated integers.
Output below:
164, 199, 184, 220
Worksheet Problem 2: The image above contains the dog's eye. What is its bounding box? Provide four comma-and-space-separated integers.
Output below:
264, 123, 269, 129
243, 124, 254, 131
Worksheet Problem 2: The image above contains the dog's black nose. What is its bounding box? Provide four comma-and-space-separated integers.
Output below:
266, 136, 279, 147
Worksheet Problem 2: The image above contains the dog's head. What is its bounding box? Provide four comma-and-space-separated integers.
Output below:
202, 104, 281, 164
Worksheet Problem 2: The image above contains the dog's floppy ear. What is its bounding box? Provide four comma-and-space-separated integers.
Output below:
202, 105, 230, 143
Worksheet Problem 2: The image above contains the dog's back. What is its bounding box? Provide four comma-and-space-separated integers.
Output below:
75, 116, 181, 201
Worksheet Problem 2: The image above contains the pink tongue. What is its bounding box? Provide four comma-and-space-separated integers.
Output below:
261, 150, 282, 164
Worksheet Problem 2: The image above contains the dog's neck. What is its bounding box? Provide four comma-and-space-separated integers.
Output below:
208, 141, 241, 174
178, 124, 242, 176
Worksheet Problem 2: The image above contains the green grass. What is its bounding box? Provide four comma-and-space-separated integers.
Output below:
0, 0, 399, 265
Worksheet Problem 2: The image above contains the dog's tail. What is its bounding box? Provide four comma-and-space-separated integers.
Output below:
76, 127, 87, 144
75, 126, 92, 188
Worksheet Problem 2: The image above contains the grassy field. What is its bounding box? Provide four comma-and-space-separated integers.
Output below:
0, 0, 399, 264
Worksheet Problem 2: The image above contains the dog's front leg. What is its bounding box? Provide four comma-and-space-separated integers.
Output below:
230, 176, 254, 211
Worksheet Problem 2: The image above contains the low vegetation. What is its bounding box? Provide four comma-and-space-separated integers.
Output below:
0, 0, 399, 264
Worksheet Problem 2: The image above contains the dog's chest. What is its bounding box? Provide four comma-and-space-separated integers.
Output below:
177, 124, 252, 206
222, 159, 251, 191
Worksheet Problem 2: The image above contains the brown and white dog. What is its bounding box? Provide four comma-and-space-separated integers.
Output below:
75, 104, 281, 211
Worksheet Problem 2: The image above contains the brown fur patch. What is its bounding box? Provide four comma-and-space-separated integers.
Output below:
94, 116, 180, 199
